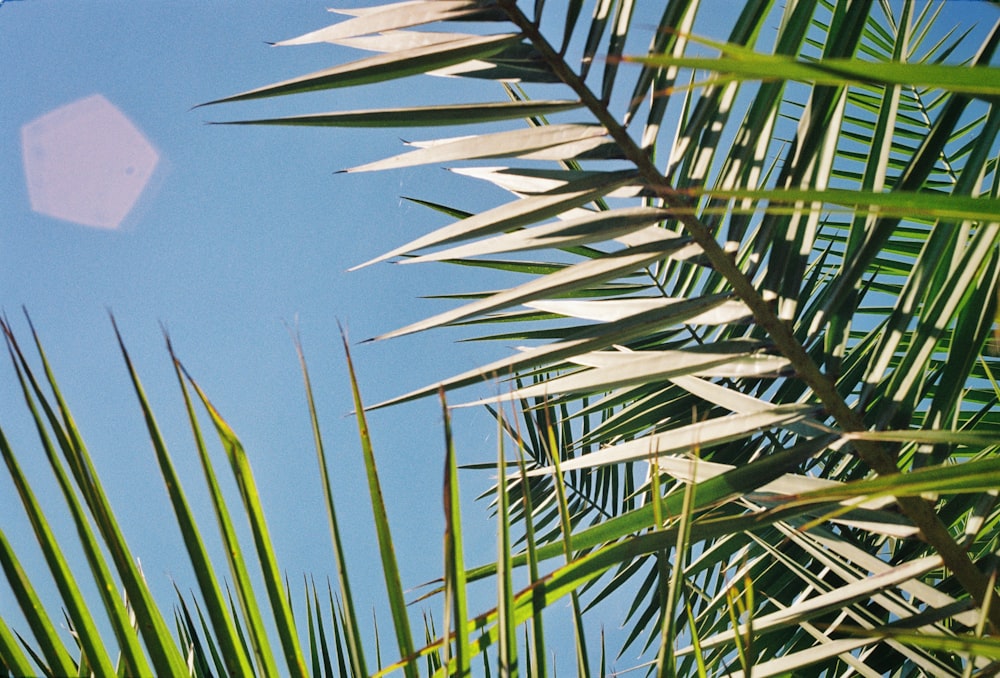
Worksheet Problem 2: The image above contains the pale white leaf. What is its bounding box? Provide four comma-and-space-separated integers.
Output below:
524, 298, 753, 325
690, 354, 792, 377
330, 30, 477, 53
450, 166, 646, 198
372, 229, 695, 340
274, 1, 480, 45
368, 293, 735, 408
669, 374, 825, 437
430, 60, 512, 78
517, 136, 615, 160
524, 404, 815, 476
686, 556, 944, 652
567, 340, 763, 368
400, 207, 673, 264
466, 344, 766, 403
344, 124, 607, 173
804, 531, 983, 628
323, 31, 523, 80
350, 169, 637, 270
327, 1, 428, 18
730, 638, 877, 678
450, 166, 580, 194
655, 453, 898, 512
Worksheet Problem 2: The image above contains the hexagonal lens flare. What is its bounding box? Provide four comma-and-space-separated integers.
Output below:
21, 94, 159, 230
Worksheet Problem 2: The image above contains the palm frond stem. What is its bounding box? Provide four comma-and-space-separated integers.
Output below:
497, 0, 1000, 629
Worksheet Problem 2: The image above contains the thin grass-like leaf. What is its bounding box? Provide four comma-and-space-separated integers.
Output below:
624, 43, 1000, 99
0, 529, 77, 677
180, 371, 307, 677
0, 425, 115, 678
441, 389, 471, 677
512, 413, 546, 678
170, 359, 281, 677
599, 0, 635, 103
493, 412, 516, 678
114, 325, 254, 678
173, 588, 214, 678
579, 0, 615, 82
328, 587, 351, 678
190, 596, 229, 678
656, 448, 697, 676
12, 318, 186, 676
292, 335, 368, 678
545, 425, 591, 678
0, 615, 35, 678
340, 331, 417, 678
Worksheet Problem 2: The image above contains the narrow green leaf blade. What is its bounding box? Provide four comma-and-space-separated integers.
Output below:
0, 615, 34, 678
0, 529, 77, 677
625, 49, 1000, 99
118, 330, 254, 678
441, 391, 471, 676
17, 319, 187, 676
171, 357, 281, 678
292, 337, 368, 678
341, 332, 417, 678
182, 372, 308, 677
0, 425, 116, 678
690, 187, 1000, 223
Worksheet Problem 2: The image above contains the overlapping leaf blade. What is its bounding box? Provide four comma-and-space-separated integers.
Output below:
6, 2, 998, 677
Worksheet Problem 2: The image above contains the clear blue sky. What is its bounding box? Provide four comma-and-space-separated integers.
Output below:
3, 0, 998, 669
1, 0, 515, 653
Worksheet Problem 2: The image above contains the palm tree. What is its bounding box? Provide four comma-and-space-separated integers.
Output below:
202, 0, 1000, 673
4, 1, 1000, 676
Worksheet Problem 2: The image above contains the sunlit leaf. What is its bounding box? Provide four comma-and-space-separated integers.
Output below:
199, 32, 522, 106
211, 100, 583, 129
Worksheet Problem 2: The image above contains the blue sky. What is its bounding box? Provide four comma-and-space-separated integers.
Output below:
3, 0, 999, 670
1, 0, 517, 653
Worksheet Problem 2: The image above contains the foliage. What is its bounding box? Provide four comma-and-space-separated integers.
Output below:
3, 1, 1000, 676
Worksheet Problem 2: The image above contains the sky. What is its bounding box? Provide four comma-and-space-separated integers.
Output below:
1, 0, 521, 660
2, 0, 999, 672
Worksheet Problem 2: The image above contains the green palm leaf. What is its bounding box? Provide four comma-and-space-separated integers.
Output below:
6, 2, 1000, 676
